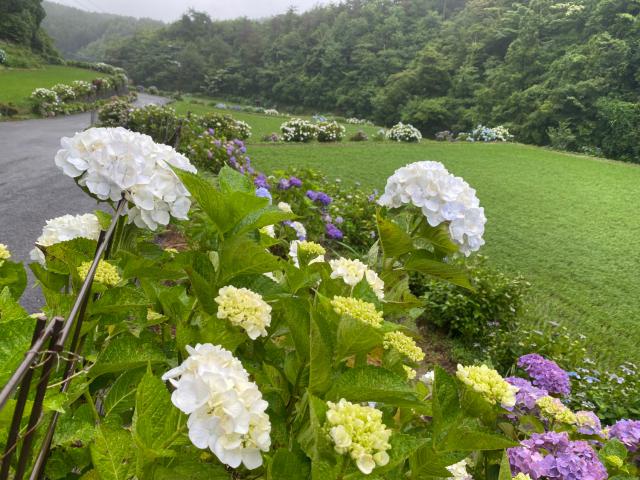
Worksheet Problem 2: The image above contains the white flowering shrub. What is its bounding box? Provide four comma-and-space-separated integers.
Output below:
2, 137, 634, 479
346, 117, 374, 125
280, 118, 319, 142
264, 108, 280, 116
386, 122, 423, 142
234, 119, 252, 139
317, 121, 346, 142
51, 83, 76, 102
71, 80, 95, 98
468, 124, 514, 142
30, 88, 60, 116
0, 48, 6, 65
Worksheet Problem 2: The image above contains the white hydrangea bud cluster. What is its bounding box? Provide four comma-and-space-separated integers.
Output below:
30, 213, 102, 265
446, 459, 473, 479
325, 399, 392, 475
329, 258, 385, 300
456, 364, 519, 408
162, 344, 271, 470
0, 244, 10, 266
215, 286, 272, 340
54, 127, 197, 230
378, 161, 486, 256
289, 240, 326, 267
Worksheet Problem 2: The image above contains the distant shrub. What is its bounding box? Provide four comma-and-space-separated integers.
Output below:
547, 121, 577, 151
147, 86, 159, 95
316, 121, 346, 142
195, 113, 251, 140
30, 88, 61, 116
172, 91, 184, 101
465, 125, 513, 142
97, 98, 134, 127
387, 122, 422, 142
51, 83, 76, 102
262, 132, 280, 142
0, 49, 6, 65
264, 109, 279, 116
415, 256, 529, 339
71, 80, 94, 98
346, 117, 373, 125
183, 133, 248, 174
280, 118, 318, 142
372, 129, 387, 141
127, 105, 181, 144
0, 103, 18, 117
435, 130, 455, 141
349, 130, 368, 142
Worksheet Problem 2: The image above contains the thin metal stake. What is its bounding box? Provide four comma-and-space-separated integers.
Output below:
13, 318, 64, 480
0, 318, 47, 480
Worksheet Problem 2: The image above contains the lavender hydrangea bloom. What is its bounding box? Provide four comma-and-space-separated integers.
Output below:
255, 187, 272, 203
575, 411, 602, 436
289, 176, 302, 187
326, 223, 343, 240
316, 192, 332, 206
278, 178, 291, 190
518, 354, 571, 396
335, 216, 344, 224
609, 419, 640, 452
254, 174, 269, 189
306, 190, 318, 202
509, 432, 607, 480
506, 377, 548, 411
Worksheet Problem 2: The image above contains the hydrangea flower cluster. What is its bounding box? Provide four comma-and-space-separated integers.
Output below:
331, 296, 383, 328
280, 118, 318, 142
378, 161, 486, 256
30, 213, 102, 265
329, 258, 385, 300
506, 377, 548, 412
326, 223, 344, 240
0, 244, 11, 265
403, 365, 417, 380
162, 344, 271, 470
215, 286, 272, 340
383, 331, 425, 362
51, 83, 76, 102
508, 432, 607, 480
512, 474, 532, 480
77, 260, 121, 287
535, 396, 577, 425
263, 109, 279, 116
316, 121, 346, 142
608, 419, 640, 452
575, 411, 602, 436
54, 127, 197, 230
324, 399, 392, 474
446, 459, 473, 479
456, 364, 518, 408
285, 221, 307, 241
289, 240, 326, 267
468, 124, 513, 142
277, 176, 302, 190
518, 354, 571, 396
306, 190, 333, 206
386, 122, 422, 142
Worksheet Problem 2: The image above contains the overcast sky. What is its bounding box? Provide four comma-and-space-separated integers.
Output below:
50, 0, 334, 22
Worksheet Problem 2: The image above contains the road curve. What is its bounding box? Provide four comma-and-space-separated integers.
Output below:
0, 93, 168, 312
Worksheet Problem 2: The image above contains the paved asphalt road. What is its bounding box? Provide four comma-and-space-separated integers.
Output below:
0, 94, 168, 312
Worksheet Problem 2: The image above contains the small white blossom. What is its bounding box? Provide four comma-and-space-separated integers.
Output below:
446, 459, 473, 479
329, 258, 385, 298
215, 286, 272, 340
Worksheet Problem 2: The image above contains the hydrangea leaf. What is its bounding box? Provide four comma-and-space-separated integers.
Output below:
441, 418, 518, 452
409, 446, 468, 478
335, 315, 383, 361
404, 251, 472, 290
90, 424, 137, 480
432, 366, 462, 441
0, 316, 35, 386
376, 214, 414, 259
218, 165, 253, 193
53, 404, 95, 447
218, 236, 280, 284
268, 449, 311, 480
326, 366, 422, 407
309, 312, 334, 394
90, 332, 166, 377
29, 262, 68, 293
499, 450, 512, 480
103, 368, 146, 419
0, 260, 27, 299
132, 370, 185, 458
0, 286, 27, 323
152, 458, 229, 479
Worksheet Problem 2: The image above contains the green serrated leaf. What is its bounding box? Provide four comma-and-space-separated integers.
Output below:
90, 333, 166, 377
219, 165, 253, 193
218, 236, 280, 283
404, 251, 472, 289
377, 213, 414, 258
0, 287, 28, 323
268, 449, 311, 480
0, 316, 36, 385
327, 366, 422, 407
335, 315, 382, 361
0, 260, 27, 299
499, 450, 512, 480
90, 424, 136, 480
104, 368, 146, 418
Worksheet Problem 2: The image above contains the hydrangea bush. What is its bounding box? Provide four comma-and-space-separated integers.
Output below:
386, 122, 422, 142
465, 125, 514, 142
317, 121, 346, 142
281, 118, 319, 142
1, 134, 638, 479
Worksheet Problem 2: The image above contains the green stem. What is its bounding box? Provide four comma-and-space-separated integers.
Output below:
84, 391, 101, 424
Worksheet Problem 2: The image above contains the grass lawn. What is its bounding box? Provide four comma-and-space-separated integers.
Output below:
246, 140, 640, 368
172, 97, 382, 141
0, 65, 98, 113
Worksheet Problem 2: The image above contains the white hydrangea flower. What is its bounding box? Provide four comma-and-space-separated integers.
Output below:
277, 202, 292, 213
325, 399, 392, 475
378, 161, 486, 256
0, 244, 10, 266
446, 459, 473, 479
30, 213, 102, 265
287, 221, 307, 241
54, 127, 197, 231
329, 258, 385, 299
260, 225, 276, 238
162, 344, 271, 470
420, 370, 435, 394
215, 286, 272, 340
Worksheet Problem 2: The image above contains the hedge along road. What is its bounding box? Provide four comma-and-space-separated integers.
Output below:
0, 93, 169, 312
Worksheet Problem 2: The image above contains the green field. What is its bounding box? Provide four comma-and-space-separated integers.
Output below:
0, 65, 97, 112
173, 97, 382, 141
199, 123, 637, 368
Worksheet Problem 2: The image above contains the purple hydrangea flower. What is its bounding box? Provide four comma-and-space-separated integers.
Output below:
255, 187, 272, 203
334, 216, 344, 225
207, 128, 215, 136
609, 419, 640, 452
306, 190, 318, 202
278, 178, 291, 190
509, 432, 607, 480
322, 214, 332, 223
518, 354, 571, 396
316, 192, 332, 206
326, 223, 343, 240
575, 411, 602, 436
289, 176, 302, 187
254, 174, 269, 189
506, 377, 548, 411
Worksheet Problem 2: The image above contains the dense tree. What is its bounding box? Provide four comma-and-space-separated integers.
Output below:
0, 0, 57, 57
